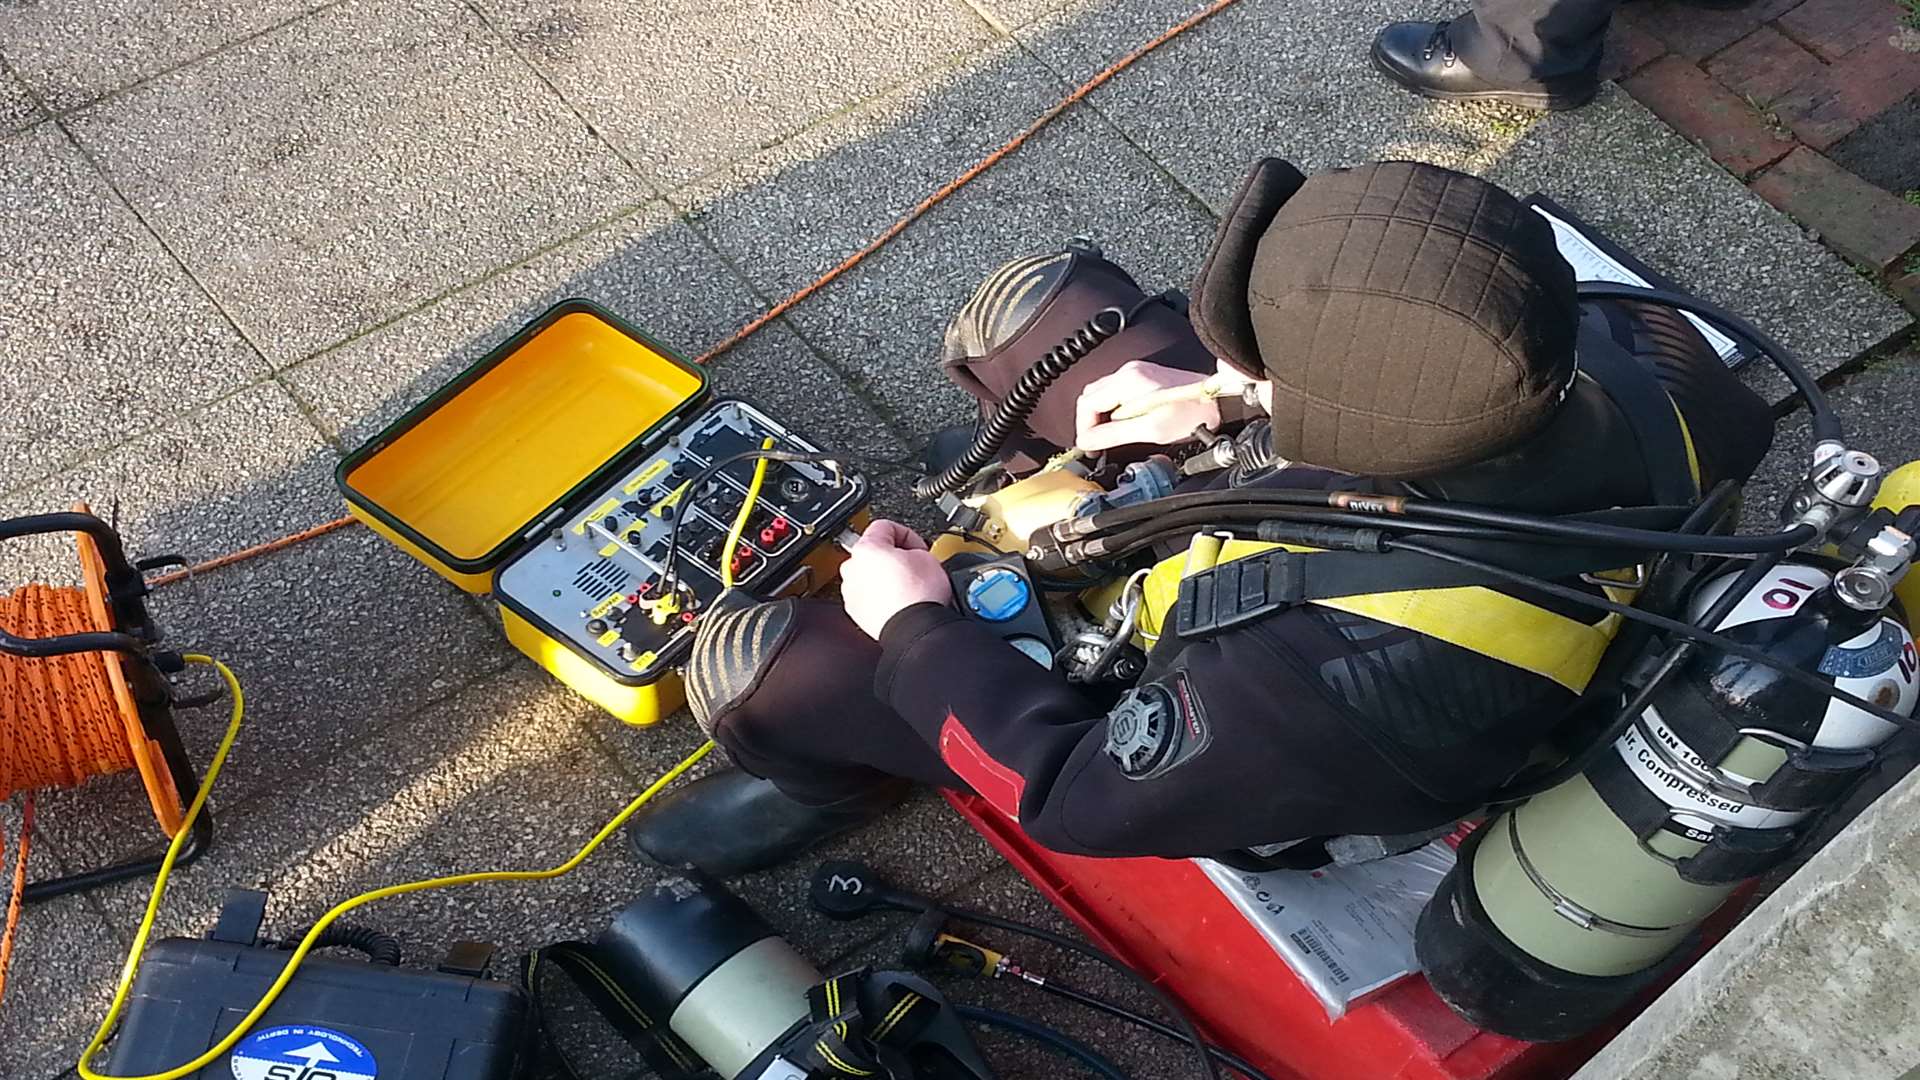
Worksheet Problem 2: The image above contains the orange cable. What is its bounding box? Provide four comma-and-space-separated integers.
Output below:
145, 515, 358, 590
0, 792, 36, 1006
139, 0, 1241, 590
694, 0, 1242, 365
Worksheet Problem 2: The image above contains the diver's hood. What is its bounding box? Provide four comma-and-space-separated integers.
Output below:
939, 242, 1215, 454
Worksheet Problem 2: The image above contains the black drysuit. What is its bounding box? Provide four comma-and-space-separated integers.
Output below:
700, 300, 1772, 860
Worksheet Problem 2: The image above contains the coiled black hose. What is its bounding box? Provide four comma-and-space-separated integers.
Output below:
300, 924, 403, 966
913, 306, 1128, 500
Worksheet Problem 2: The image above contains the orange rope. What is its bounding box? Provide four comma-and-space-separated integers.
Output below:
694, 0, 1242, 365
0, 793, 34, 1006
138, 0, 1240, 590
0, 586, 136, 797
146, 515, 358, 590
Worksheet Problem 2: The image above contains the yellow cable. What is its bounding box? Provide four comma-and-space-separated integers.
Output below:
721, 438, 776, 588
78, 653, 716, 1080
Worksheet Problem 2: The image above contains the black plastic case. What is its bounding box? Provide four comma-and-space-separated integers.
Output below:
110, 938, 530, 1080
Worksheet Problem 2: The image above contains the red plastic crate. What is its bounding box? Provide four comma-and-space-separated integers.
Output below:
943, 791, 1718, 1080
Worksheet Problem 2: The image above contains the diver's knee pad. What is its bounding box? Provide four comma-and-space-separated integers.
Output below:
684, 598, 890, 737
685, 599, 792, 737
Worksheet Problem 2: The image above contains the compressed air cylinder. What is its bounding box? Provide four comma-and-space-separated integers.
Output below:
596, 876, 822, 1079
1419, 562, 1919, 1039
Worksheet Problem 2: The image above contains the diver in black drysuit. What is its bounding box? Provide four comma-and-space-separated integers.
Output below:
628, 159, 1775, 878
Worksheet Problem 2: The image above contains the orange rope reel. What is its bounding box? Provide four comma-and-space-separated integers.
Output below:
0, 507, 183, 836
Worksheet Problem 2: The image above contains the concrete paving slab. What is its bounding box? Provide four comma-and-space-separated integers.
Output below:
35, 666, 607, 946
0, 803, 122, 1080
144, 526, 516, 807
0, 380, 337, 589
64, 0, 646, 368
0, 0, 329, 113
0, 62, 42, 132
1742, 349, 1920, 532
679, 41, 1217, 442
1483, 93, 1911, 391
280, 200, 902, 465
475, 0, 1000, 188
1017, 0, 1909, 382
968, 0, 1078, 32
0, 123, 266, 492
5, 384, 337, 583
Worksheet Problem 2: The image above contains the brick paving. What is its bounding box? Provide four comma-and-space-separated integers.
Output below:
1615, 0, 1920, 285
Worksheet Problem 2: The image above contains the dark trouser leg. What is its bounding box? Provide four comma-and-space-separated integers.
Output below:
1450, 0, 1621, 83
694, 598, 966, 805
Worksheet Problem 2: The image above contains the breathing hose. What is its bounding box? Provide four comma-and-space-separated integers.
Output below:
1573, 282, 1840, 443
913, 307, 1129, 500
1049, 490, 1811, 561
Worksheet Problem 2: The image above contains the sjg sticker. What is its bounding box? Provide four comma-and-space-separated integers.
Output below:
229, 1025, 377, 1080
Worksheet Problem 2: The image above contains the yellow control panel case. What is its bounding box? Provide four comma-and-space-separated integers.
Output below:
338, 300, 867, 725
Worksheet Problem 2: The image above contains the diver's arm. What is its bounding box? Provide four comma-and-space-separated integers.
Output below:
873, 602, 1458, 857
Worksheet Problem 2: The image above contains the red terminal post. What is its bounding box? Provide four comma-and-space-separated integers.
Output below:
681, 612, 696, 625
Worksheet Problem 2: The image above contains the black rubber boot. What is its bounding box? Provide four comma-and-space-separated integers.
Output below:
628, 767, 906, 878
1371, 20, 1600, 111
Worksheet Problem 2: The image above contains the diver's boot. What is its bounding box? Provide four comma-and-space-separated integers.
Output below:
1371, 20, 1600, 111
628, 767, 905, 878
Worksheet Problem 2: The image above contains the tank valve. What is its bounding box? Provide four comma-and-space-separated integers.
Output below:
1834, 520, 1915, 612
1783, 446, 1881, 542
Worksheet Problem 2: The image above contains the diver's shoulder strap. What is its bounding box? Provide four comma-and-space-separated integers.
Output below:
1149, 539, 1642, 693
1576, 325, 1700, 504
1172, 543, 1634, 638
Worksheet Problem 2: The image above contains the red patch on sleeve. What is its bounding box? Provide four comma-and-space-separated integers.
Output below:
938, 713, 1025, 819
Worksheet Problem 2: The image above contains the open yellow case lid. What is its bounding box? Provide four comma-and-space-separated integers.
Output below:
337, 300, 708, 577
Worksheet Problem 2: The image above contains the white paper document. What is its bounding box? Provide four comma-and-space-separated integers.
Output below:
1532, 204, 1742, 367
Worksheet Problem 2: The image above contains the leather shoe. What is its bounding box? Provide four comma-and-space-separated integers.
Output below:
1371, 20, 1599, 111
628, 767, 905, 877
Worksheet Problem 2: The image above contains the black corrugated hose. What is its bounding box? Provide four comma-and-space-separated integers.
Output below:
912, 306, 1129, 500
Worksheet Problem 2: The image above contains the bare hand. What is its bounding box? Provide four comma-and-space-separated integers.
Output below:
840, 520, 953, 639
1075, 360, 1260, 451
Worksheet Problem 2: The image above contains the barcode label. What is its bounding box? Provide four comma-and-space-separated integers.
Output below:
1290, 928, 1349, 984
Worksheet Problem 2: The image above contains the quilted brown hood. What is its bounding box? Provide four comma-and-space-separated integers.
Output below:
1191, 159, 1580, 479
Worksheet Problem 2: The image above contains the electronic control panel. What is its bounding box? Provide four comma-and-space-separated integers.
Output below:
495, 399, 866, 684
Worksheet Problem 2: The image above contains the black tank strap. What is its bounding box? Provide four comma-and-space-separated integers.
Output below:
1576, 322, 1698, 506
1585, 749, 1803, 886
521, 942, 708, 1080
1649, 677, 1878, 812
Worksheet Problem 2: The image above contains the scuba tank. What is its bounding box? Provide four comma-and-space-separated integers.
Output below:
1417, 558, 1919, 1040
